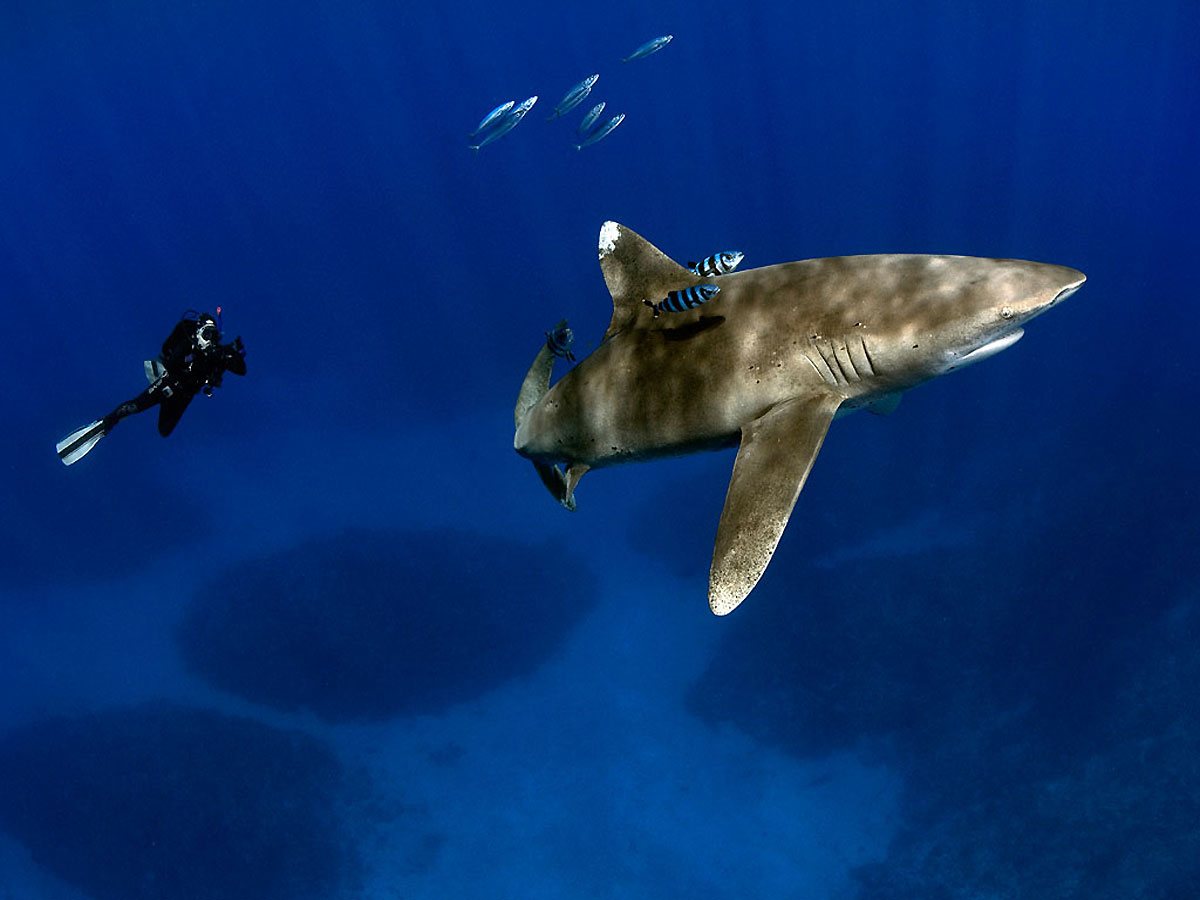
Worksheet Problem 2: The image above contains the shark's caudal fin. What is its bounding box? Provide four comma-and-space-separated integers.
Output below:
514, 343, 556, 431
709, 392, 844, 615
597, 222, 702, 340
533, 460, 577, 511
514, 339, 579, 511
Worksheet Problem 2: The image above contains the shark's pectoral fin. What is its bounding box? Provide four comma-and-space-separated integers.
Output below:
709, 392, 843, 615
533, 461, 578, 511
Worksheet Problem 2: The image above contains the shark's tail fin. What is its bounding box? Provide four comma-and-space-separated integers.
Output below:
533, 461, 578, 511
514, 343, 556, 432
515, 334, 580, 511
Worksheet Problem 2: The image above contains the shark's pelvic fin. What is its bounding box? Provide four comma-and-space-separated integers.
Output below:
709, 392, 844, 615
597, 222, 700, 341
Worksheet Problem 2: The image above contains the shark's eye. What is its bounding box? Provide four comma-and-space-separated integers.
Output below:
1000, 306, 1015, 320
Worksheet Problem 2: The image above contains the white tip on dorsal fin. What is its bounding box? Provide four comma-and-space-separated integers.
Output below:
597, 222, 697, 340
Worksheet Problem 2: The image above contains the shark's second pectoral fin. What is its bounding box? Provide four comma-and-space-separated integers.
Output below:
709, 392, 843, 615
866, 392, 902, 416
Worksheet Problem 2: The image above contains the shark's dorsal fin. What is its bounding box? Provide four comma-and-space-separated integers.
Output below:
597, 222, 699, 340
709, 392, 844, 615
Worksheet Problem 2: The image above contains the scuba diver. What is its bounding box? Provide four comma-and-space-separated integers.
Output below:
56, 310, 247, 466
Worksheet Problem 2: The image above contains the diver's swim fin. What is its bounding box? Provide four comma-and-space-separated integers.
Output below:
56, 420, 109, 466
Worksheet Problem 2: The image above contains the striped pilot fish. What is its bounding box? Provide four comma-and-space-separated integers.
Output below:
548, 74, 599, 120
576, 102, 606, 139
545, 319, 576, 361
642, 283, 721, 317
469, 95, 538, 150
622, 34, 673, 63
575, 112, 625, 150
469, 100, 515, 140
687, 250, 745, 278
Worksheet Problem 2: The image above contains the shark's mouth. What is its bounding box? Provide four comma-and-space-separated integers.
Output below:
1053, 279, 1086, 305
950, 328, 1025, 370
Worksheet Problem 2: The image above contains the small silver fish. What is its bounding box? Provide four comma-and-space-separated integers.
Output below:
688, 251, 745, 277
469, 100, 515, 140
622, 34, 673, 63
548, 74, 599, 120
576, 102, 606, 138
642, 283, 721, 317
508, 95, 538, 121
575, 113, 625, 150
469, 95, 538, 150
545, 319, 575, 361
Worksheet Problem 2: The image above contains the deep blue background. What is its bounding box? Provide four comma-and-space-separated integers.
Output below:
1, 0, 1198, 897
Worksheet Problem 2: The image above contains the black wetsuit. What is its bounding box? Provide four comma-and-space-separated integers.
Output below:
103, 317, 247, 437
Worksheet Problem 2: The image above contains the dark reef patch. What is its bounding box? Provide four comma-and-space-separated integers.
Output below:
177, 529, 596, 721
0, 703, 355, 900
1, 440, 211, 587
852, 595, 1200, 898
686, 410, 1200, 897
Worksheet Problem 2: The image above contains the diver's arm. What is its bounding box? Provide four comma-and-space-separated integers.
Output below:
221, 337, 246, 376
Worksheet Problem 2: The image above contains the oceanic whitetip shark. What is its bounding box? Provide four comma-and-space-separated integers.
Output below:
514, 222, 1085, 615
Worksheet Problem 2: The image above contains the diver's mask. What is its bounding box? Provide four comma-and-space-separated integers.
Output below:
195, 317, 219, 350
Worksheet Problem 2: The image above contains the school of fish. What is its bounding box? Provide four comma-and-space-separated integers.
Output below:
468, 34, 672, 151
470, 34, 747, 369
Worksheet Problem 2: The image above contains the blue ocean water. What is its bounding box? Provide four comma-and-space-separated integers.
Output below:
1, 0, 1197, 896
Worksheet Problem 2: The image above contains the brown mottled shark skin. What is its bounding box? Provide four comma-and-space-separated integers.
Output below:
514, 222, 1086, 616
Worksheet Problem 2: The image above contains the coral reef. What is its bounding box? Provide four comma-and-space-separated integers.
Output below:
0, 703, 354, 900
177, 528, 596, 721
